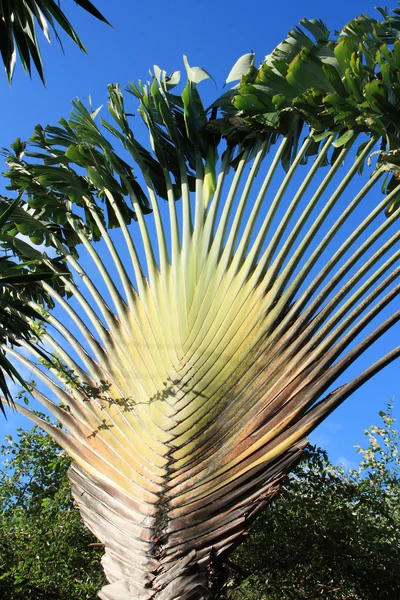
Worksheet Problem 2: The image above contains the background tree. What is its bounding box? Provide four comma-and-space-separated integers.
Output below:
0, 410, 106, 600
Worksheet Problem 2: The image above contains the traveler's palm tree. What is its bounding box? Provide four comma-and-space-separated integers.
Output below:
3, 9, 400, 600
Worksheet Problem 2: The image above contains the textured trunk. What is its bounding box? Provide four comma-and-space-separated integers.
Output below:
69, 445, 304, 600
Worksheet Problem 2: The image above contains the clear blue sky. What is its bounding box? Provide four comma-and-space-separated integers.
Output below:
0, 0, 398, 468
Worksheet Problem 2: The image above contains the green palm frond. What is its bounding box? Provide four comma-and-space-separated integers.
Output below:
0, 0, 110, 82
0, 196, 71, 412
3, 50, 399, 598
217, 3, 400, 215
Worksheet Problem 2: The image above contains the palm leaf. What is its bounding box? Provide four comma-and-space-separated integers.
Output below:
0, 196, 72, 411
0, 0, 110, 82
4, 57, 399, 599
220, 5, 400, 198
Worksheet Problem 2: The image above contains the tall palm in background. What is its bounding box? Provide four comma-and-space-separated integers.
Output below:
2, 6, 400, 600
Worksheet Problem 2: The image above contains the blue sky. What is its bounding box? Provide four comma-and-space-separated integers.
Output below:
0, 0, 398, 468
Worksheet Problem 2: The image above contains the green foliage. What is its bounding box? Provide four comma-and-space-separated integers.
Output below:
0, 0, 110, 83
2, 80, 212, 243
7, 5, 400, 257
228, 401, 400, 600
225, 6, 400, 162
0, 196, 72, 412
214, 3, 400, 213
0, 416, 106, 599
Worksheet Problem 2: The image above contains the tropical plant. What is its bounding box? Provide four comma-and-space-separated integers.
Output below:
1, 5, 400, 600
0, 0, 109, 82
